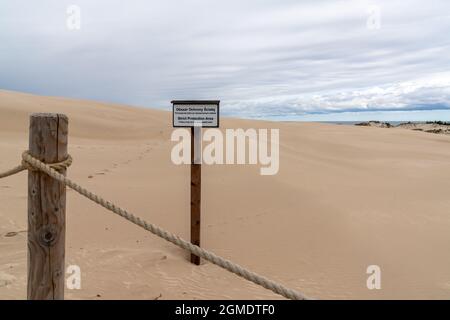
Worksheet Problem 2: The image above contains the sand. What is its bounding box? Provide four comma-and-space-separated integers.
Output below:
1, 89, 450, 300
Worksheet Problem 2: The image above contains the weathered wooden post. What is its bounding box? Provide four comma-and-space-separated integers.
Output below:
27, 113, 68, 300
190, 126, 202, 265
172, 100, 220, 266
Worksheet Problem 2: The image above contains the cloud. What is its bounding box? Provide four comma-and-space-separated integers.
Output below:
0, 0, 449, 119
225, 75, 450, 118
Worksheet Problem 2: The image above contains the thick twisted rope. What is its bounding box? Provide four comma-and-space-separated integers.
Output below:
0, 152, 72, 178
3, 151, 308, 300
0, 163, 26, 179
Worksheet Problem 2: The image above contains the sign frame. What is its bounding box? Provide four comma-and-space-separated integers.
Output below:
171, 100, 220, 128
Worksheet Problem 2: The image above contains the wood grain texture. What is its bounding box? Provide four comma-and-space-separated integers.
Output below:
27, 113, 68, 300
190, 127, 201, 265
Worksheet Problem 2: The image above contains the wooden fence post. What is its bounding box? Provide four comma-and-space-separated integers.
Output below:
27, 113, 68, 300
190, 126, 201, 265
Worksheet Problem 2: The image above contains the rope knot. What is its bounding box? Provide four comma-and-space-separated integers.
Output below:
21, 151, 72, 173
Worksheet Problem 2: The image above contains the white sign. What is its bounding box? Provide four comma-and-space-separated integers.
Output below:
172, 101, 220, 128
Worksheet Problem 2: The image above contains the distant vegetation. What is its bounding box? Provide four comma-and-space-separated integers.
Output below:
425, 121, 450, 126
355, 121, 392, 128
354, 120, 450, 135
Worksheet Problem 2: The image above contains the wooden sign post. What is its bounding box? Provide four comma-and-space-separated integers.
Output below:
172, 100, 220, 265
190, 125, 201, 265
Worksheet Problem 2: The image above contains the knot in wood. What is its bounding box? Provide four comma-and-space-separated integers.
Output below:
39, 225, 59, 246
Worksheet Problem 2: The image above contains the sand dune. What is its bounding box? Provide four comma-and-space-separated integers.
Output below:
1, 89, 450, 299
356, 120, 450, 135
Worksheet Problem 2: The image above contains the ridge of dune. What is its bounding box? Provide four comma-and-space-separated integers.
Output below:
1, 90, 450, 300
0, 89, 169, 140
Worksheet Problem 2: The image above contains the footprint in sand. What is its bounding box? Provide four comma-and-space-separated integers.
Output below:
0, 272, 16, 288
4, 232, 18, 237
86, 145, 153, 178
87, 172, 107, 179
3, 230, 26, 237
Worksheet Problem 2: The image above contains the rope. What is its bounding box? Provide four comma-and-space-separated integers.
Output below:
2, 151, 309, 300
0, 152, 72, 178
0, 164, 27, 179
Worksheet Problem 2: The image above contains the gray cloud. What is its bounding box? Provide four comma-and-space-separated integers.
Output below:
0, 0, 450, 119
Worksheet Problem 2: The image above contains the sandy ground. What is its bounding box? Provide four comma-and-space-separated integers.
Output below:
1, 89, 450, 300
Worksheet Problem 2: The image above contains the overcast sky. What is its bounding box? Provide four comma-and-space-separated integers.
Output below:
1, 0, 450, 120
